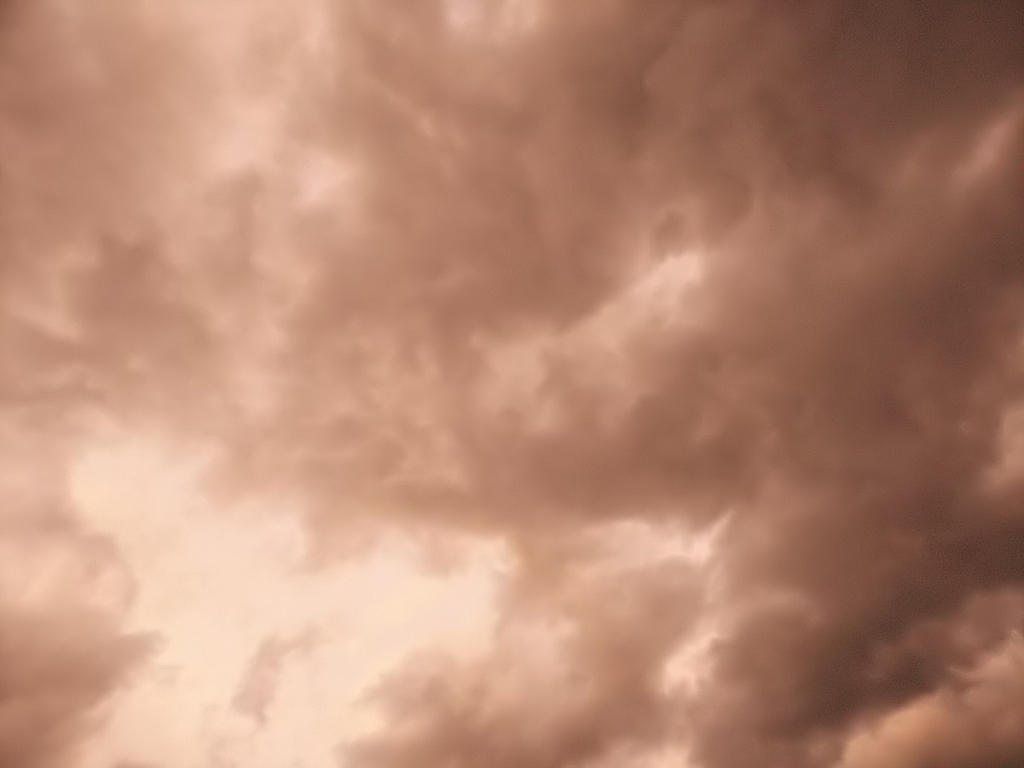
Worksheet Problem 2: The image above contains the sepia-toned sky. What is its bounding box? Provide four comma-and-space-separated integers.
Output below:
1, 1, 1023, 767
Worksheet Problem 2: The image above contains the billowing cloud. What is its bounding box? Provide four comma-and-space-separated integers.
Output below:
840, 630, 1024, 768
0, 420, 150, 768
2, 1, 1023, 767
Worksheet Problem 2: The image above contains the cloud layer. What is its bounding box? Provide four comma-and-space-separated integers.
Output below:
1, 1, 1023, 767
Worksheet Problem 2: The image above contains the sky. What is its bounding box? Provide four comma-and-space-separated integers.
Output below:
0, 1, 1022, 767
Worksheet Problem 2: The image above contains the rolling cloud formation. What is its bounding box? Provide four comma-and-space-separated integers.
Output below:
1, 1, 1023, 767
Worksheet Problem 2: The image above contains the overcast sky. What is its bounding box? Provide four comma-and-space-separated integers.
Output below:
1, 2, 1023, 767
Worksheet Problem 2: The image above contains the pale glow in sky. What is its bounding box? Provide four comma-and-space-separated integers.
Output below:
68, 427, 512, 768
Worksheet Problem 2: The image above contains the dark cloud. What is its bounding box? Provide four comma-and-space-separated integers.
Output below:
0, 5, 211, 766
839, 630, 1024, 768
0, 607, 150, 768
0, 0, 234, 435
0, 429, 151, 768
259, 0, 1024, 528
3, 0, 1024, 766
247, 2, 1024, 767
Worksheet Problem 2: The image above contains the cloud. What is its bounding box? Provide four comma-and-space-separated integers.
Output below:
232, 630, 322, 727
345, 519, 710, 768
0, 428, 150, 768
255, 2, 1024, 767
0, 607, 150, 768
2, 1, 1023, 767
840, 630, 1024, 768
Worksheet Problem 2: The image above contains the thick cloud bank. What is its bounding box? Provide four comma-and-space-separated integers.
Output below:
1, 1, 1022, 767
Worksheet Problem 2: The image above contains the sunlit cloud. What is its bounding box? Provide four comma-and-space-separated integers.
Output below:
69, 427, 511, 768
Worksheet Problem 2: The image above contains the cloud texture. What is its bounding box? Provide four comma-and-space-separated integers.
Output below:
1, 1, 1023, 766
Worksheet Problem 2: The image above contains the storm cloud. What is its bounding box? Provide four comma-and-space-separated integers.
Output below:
2, 1, 1023, 767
